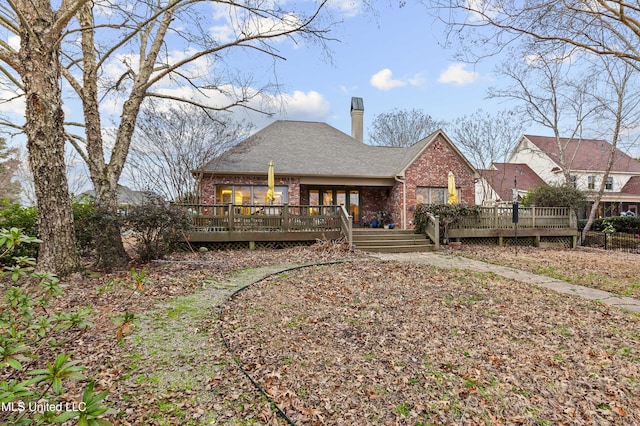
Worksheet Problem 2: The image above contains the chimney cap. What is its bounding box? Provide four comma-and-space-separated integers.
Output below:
351, 97, 364, 112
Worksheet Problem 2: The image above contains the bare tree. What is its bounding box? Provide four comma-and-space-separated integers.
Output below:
65, 0, 335, 267
449, 109, 523, 168
0, 138, 21, 203
490, 47, 600, 183
448, 109, 524, 203
0, 0, 337, 270
431, 1, 640, 70
126, 102, 252, 202
369, 108, 447, 147
13, 148, 35, 206
581, 58, 640, 238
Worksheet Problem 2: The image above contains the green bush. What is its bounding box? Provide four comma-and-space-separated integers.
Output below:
0, 198, 101, 262
521, 183, 586, 210
0, 227, 113, 424
71, 196, 97, 256
578, 216, 640, 234
0, 201, 38, 263
124, 196, 192, 263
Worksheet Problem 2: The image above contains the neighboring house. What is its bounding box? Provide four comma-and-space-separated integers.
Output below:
476, 163, 545, 205
80, 184, 152, 213
194, 98, 479, 229
504, 135, 640, 217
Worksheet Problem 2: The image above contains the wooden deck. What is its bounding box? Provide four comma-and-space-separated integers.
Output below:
180, 204, 349, 244
446, 206, 579, 247
177, 204, 579, 249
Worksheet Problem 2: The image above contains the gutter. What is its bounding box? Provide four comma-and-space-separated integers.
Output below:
395, 175, 406, 230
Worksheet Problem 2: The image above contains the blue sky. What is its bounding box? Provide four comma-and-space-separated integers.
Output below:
235, 1, 521, 142
0, 0, 530, 148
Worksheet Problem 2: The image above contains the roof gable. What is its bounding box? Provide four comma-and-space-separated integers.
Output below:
480, 163, 545, 201
621, 176, 640, 195
398, 130, 479, 178
522, 135, 640, 173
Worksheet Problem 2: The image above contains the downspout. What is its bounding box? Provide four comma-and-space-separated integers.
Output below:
395, 175, 406, 230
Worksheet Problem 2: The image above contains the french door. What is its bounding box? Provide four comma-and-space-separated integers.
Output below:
308, 187, 360, 224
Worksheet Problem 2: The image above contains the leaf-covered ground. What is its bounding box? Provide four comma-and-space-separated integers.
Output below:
459, 245, 640, 299
15, 243, 640, 425
222, 261, 640, 425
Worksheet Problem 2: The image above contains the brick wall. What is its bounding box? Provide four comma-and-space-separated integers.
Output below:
199, 134, 476, 229
390, 134, 476, 228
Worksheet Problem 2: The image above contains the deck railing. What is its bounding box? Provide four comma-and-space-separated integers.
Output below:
338, 205, 353, 246
451, 206, 575, 230
425, 213, 440, 250
178, 203, 351, 243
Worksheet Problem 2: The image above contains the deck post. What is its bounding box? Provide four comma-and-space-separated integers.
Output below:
532, 206, 536, 228
228, 202, 235, 232
283, 204, 290, 231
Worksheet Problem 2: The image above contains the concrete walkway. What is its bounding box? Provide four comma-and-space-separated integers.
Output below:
371, 251, 640, 314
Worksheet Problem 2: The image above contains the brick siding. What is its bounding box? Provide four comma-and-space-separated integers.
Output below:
199, 134, 476, 229
389, 134, 476, 228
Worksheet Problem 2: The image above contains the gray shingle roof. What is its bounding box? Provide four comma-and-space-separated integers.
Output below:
199, 120, 432, 178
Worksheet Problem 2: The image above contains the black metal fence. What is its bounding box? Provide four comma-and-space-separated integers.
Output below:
582, 231, 640, 253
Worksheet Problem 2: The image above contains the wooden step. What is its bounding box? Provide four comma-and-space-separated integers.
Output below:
352, 229, 435, 253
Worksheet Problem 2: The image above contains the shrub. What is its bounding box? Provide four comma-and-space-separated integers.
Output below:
71, 196, 97, 257
124, 196, 192, 263
0, 201, 38, 263
414, 203, 480, 241
579, 216, 640, 234
522, 183, 586, 211
0, 227, 113, 424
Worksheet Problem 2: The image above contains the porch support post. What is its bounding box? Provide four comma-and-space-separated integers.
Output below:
282, 204, 290, 231
228, 202, 235, 232
395, 175, 407, 229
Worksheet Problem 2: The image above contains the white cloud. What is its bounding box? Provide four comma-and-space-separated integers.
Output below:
465, 0, 502, 23
370, 69, 406, 91
8, 35, 20, 50
327, 0, 362, 18
408, 72, 427, 88
370, 69, 426, 91
280, 90, 331, 121
438, 63, 479, 85
0, 89, 25, 116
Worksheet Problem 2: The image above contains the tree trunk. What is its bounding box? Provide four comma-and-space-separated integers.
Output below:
92, 182, 130, 269
19, 3, 80, 276
75, 3, 130, 269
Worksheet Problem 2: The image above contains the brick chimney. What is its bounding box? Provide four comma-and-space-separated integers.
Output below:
350, 97, 364, 143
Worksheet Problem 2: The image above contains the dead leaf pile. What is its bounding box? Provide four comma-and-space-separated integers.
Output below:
222, 261, 640, 425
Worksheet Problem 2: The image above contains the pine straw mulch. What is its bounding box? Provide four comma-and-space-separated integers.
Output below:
221, 258, 640, 425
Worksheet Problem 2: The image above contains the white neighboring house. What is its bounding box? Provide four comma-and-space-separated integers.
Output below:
507, 135, 640, 217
